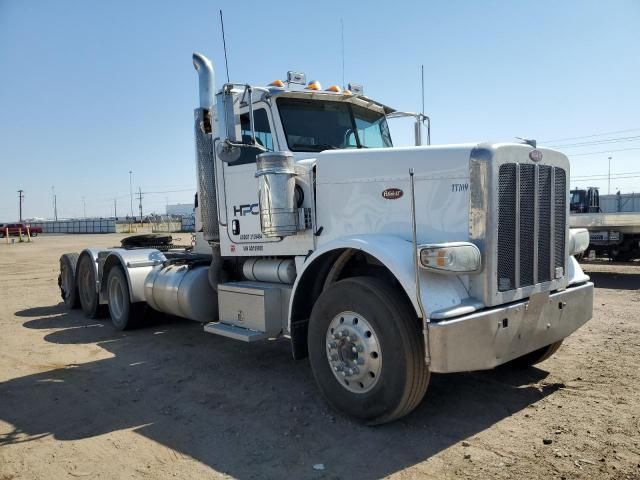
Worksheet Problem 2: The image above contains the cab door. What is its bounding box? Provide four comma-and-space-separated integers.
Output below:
222, 105, 280, 252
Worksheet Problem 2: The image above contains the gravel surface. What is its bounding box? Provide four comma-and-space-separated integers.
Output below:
1, 235, 639, 479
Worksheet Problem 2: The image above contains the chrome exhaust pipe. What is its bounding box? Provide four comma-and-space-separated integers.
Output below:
192, 52, 215, 109
192, 52, 222, 289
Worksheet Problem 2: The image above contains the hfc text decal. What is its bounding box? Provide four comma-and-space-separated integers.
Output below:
233, 204, 259, 216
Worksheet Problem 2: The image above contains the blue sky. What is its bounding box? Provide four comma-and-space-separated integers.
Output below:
0, 0, 638, 220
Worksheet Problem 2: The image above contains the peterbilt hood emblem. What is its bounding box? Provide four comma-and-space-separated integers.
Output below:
529, 149, 543, 162
382, 188, 404, 200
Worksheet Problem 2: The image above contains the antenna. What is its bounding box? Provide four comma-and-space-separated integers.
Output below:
220, 9, 230, 83
421, 64, 425, 115
341, 19, 345, 88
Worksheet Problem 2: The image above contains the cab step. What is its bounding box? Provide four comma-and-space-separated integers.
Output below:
203, 281, 292, 342
203, 322, 270, 342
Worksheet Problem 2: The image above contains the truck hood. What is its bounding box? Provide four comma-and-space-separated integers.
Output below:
314, 144, 477, 247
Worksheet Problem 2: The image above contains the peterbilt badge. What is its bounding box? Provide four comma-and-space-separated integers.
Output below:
529, 149, 543, 162
382, 188, 403, 199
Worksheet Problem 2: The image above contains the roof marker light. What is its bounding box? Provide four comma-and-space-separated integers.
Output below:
306, 80, 322, 90
347, 83, 364, 95
269, 79, 285, 87
326, 85, 342, 93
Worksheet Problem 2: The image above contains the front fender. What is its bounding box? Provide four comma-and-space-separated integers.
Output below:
288, 234, 473, 332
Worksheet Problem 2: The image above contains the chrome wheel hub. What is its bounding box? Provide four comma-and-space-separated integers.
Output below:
325, 311, 382, 393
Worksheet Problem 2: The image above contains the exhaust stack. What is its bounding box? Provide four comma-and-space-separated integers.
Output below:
192, 52, 219, 243
193, 52, 215, 109
192, 53, 222, 294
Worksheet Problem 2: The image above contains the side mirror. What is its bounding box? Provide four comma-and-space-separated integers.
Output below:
217, 140, 266, 164
216, 89, 241, 143
215, 85, 267, 164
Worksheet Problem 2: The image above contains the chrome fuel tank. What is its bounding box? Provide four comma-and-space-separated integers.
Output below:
144, 264, 217, 322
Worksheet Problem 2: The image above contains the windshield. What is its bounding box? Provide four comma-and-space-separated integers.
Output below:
570, 191, 584, 204
277, 97, 393, 152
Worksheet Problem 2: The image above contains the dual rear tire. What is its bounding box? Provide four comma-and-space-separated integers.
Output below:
59, 253, 80, 309
65, 253, 144, 330
105, 266, 145, 330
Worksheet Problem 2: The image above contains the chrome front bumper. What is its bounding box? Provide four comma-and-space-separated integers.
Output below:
427, 282, 594, 373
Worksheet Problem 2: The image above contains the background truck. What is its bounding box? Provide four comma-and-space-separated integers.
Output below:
57, 52, 594, 424
570, 187, 640, 261
0, 222, 42, 237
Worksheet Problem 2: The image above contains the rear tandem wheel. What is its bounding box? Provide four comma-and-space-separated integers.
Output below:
76, 253, 107, 319
58, 253, 80, 309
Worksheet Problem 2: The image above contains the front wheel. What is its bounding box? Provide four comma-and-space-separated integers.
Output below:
510, 340, 563, 368
308, 277, 430, 425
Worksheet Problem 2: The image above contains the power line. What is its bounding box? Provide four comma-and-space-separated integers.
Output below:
573, 170, 640, 179
541, 128, 640, 143
572, 174, 640, 181
143, 188, 196, 195
567, 147, 640, 157
548, 135, 640, 149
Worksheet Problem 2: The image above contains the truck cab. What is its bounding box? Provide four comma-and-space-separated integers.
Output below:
570, 187, 600, 213
59, 52, 594, 424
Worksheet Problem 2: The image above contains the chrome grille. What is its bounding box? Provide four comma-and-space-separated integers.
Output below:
554, 169, 566, 270
519, 164, 535, 287
497, 164, 516, 290
497, 163, 566, 291
537, 166, 552, 282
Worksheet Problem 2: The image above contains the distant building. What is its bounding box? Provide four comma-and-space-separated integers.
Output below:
166, 203, 194, 216
599, 192, 640, 213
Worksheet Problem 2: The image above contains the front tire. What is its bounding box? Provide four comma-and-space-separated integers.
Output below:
510, 340, 563, 368
308, 277, 430, 425
106, 266, 145, 330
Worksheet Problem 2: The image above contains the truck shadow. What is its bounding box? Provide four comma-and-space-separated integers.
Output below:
1, 305, 558, 479
585, 271, 640, 290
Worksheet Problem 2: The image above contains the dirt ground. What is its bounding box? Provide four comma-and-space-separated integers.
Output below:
0, 234, 639, 480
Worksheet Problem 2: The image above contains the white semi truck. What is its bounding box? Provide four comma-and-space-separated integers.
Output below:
58, 52, 594, 424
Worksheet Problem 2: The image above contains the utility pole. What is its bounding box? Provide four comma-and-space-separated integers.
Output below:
82, 196, 86, 219
137, 187, 143, 221
129, 170, 134, 220
54, 194, 58, 221
608, 156, 612, 195
17, 190, 24, 222
114, 198, 117, 219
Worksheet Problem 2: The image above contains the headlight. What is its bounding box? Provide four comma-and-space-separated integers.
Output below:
418, 242, 482, 274
569, 228, 589, 256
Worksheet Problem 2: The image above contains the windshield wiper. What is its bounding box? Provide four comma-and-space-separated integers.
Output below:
293, 143, 338, 152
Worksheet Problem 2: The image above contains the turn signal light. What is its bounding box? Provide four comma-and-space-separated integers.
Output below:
269, 79, 285, 87
418, 242, 482, 274
306, 80, 322, 90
